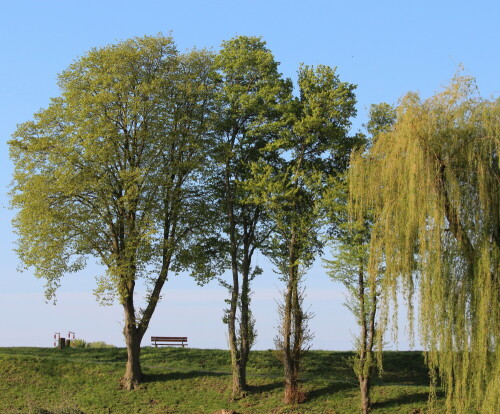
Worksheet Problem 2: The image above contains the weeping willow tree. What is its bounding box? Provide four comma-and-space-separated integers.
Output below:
349, 75, 499, 413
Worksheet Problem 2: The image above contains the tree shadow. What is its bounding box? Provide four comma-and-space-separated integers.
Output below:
306, 381, 357, 402
247, 381, 282, 394
373, 392, 426, 410
143, 370, 230, 383
302, 352, 354, 378
372, 389, 444, 410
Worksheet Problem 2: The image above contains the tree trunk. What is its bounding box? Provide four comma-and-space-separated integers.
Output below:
227, 250, 253, 398
359, 375, 371, 414
284, 373, 300, 404
282, 233, 303, 404
356, 260, 376, 414
228, 312, 245, 399
238, 245, 252, 391
283, 254, 294, 403
224, 137, 252, 399
122, 292, 142, 390
226, 167, 246, 399
228, 267, 248, 398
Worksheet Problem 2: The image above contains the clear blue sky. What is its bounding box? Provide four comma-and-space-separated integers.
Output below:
0, 0, 498, 349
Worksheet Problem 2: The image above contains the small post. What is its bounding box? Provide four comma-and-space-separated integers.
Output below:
54, 332, 60, 348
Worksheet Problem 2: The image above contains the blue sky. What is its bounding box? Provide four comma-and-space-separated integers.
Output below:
0, 0, 498, 349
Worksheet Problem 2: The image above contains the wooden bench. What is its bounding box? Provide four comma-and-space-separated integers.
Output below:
151, 336, 188, 348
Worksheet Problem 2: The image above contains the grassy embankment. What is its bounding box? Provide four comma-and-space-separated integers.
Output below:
0, 347, 444, 413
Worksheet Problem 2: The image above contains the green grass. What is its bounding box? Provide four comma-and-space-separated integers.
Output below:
0, 347, 444, 413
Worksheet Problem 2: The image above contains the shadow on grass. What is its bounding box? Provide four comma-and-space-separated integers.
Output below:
247, 381, 282, 394
306, 381, 357, 402
373, 391, 427, 410
144, 371, 283, 395
143, 370, 230, 383
373, 389, 444, 410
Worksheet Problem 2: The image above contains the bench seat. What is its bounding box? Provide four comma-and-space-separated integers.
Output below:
151, 336, 188, 347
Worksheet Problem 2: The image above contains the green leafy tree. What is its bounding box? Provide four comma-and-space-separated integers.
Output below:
349, 75, 500, 413
366, 102, 397, 139
326, 211, 380, 414
189, 36, 291, 398
9, 35, 216, 390
249, 64, 357, 403
324, 103, 394, 413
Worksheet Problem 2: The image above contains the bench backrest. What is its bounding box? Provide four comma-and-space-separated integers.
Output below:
151, 337, 187, 342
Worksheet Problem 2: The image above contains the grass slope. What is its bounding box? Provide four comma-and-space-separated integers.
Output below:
0, 347, 444, 413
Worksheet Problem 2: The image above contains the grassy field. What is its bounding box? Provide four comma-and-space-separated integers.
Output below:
0, 347, 444, 414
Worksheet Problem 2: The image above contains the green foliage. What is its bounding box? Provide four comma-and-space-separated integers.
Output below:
366, 103, 396, 139
324, 101, 395, 371
182, 36, 294, 395
245, 63, 358, 402
186, 35, 292, 285
324, 175, 383, 359
248, 64, 358, 275
70, 339, 86, 348
9, 34, 218, 388
9, 34, 215, 302
324, 146, 382, 412
11, 35, 175, 295
350, 74, 500, 414
85, 341, 116, 349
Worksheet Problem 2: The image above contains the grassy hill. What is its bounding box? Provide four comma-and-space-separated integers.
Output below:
0, 347, 444, 413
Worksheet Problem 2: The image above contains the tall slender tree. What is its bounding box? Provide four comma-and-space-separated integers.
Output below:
249, 64, 357, 403
189, 36, 291, 398
349, 75, 500, 413
325, 199, 379, 414
9, 36, 216, 390
326, 103, 395, 413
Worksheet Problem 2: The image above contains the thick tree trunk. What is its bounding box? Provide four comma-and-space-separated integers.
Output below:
119, 222, 173, 391
122, 290, 143, 390
123, 328, 142, 390
122, 334, 142, 391
230, 359, 245, 399
284, 373, 300, 404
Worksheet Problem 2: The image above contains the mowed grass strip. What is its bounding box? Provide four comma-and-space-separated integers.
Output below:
0, 348, 444, 413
